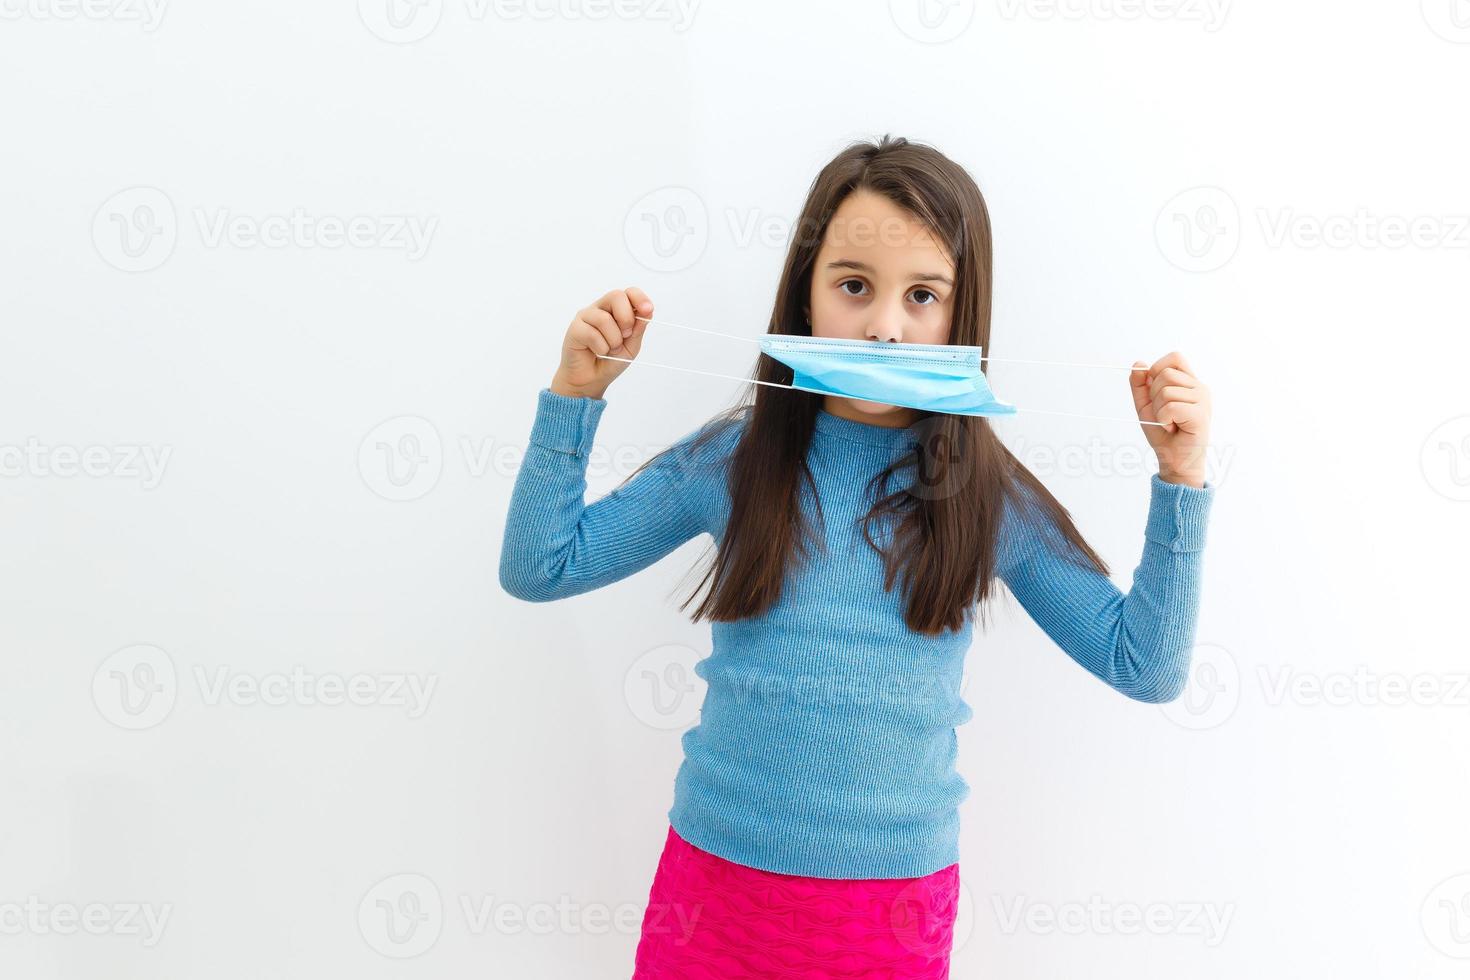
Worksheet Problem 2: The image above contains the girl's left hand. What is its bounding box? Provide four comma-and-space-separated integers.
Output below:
1129, 351, 1211, 489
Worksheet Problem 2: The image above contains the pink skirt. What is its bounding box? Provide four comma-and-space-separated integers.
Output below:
632, 824, 959, 979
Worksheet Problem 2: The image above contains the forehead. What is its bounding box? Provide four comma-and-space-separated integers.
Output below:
818, 189, 953, 272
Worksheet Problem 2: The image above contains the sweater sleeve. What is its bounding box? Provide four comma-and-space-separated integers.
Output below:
498, 387, 718, 603
996, 473, 1216, 703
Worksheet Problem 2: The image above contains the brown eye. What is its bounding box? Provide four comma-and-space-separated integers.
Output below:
840, 279, 867, 296
911, 288, 938, 305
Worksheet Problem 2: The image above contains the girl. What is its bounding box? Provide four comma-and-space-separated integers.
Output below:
500, 135, 1214, 979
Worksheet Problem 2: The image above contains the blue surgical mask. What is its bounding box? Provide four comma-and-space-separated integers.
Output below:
758, 335, 1017, 418
595, 317, 1160, 427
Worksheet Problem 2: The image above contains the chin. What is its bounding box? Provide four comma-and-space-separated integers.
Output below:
849, 398, 905, 418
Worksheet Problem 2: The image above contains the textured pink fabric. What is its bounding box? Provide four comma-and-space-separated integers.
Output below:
632, 824, 958, 979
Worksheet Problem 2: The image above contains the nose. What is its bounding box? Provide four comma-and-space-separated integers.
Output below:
866, 298, 908, 343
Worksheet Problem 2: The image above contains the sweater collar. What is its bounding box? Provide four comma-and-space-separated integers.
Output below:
813, 407, 921, 451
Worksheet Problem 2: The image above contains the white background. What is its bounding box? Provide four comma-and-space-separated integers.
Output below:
2, 1, 1468, 977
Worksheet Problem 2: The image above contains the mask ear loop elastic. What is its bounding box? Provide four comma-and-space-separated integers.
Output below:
593, 316, 1169, 427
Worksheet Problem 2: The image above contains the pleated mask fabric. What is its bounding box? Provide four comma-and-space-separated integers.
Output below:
758, 334, 1017, 418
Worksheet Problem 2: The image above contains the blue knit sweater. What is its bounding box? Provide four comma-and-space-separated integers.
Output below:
500, 387, 1215, 879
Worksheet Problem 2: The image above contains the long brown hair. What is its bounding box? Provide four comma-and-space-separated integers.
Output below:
634, 134, 1107, 636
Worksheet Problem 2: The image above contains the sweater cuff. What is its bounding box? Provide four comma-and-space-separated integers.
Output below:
1143, 472, 1215, 553
529, 387, 608, 457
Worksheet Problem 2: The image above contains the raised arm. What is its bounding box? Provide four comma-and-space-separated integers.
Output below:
996, 473, 1216, 703
499, 387, 726, 603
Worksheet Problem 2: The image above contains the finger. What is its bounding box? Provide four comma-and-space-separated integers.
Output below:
605, 290, 636, 340
1153, 398, 1183, 434
1156, 400, 1205, 433
592, 289, 631, 346
1149, 366, 1196, 398
1123, 359, 1158, 423
623, 314, 650, 358
1154, 400, 1181, 433
1151, 385, 1200, 407
571, 319, 610, 357
576, 311, 620, 357
623, 288, 653, 350
594, 289, 624, 315
1150, 350, 1194, 377
589, 308, 628, 355
625, 286, 654, 325
1130, 360, 1153, 416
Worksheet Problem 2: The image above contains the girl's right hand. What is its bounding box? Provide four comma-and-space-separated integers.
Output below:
548, 287, 653, 399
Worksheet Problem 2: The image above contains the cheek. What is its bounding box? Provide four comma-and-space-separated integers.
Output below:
919, 307, 952, 342
809, 291, 860, 336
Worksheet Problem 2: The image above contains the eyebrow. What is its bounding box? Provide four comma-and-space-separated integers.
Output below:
824, 259, 953, 287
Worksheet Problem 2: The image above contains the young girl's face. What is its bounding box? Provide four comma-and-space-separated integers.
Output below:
804, 188, 956, 426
